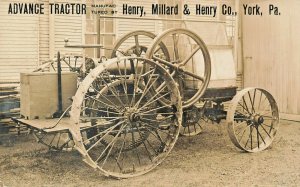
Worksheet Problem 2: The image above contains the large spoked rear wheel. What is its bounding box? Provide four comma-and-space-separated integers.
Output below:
227, 88, 279, 152
146, 28, 211, 108
70, 57, 182, 178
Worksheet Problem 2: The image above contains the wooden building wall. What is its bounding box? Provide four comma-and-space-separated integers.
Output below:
112, 0, 236, 56
241, 0, 300, 120
0, 0, 39, 82
0, 0, 83, 83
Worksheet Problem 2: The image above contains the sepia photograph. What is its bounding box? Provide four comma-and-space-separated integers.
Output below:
0, 0, 299, 186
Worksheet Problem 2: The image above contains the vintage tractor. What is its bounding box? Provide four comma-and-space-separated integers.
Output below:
12, 27, 279, 178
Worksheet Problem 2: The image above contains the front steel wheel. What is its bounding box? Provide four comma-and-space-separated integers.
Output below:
227, 88, 279, 152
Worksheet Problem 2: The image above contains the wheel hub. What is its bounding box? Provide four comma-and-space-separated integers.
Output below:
250, 114, 264, 126
124, 108, 140, 122
183, 106, 201, 126
255, 115, 264, 125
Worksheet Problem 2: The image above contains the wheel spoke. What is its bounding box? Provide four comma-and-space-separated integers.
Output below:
234, 117, 248, 121
80, 118, 121, 131
96, 123, 128, 163
84, 107, 122, 115
139, 123, 159, 156
258, 94, 268, 112
181, 69, 204, 82
252, 89, 257, 113
197, 121, 203, 130
238, 102, 251, 115
87, 87, 120, 111
81, 116, 125, 120
134, 68, 159, 108
260, 108, 272, 116
193, 123, 197, 133
85, 121, 125, 147
250, 126, 253, 150
256, 126, 260, 148
260, 124, 272, 138
138, 91, 169, 111
242, 96, 252, 115
140, 104, 173, 115
131, 59, 144, 107
134, 35, 141, 56
142, 126, 166, 149
172, 33, 180, 60
258, 103, 271, 117
234, 121, 248, 128
180, 45, 201, 66
256, 127, 266, 145
123, 59, 128, 98
153, 46, 161, 54
244, 125, 253, 149
187, 122, 191, 136
116, 61, 130, 103
235, 110, 249, 118
130, 124, 141, 165
135, 124, 153, 162
115, 129, 127, 172
99, 74, 126, 108
236, 123, 250, 136
238, 127, 247, 142
101, 137, 118, 167
153, 56, 177, 69
248, 91, 255, 113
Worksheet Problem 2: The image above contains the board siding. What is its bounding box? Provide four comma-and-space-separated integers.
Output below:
242, 0, 300, 118
0, 0, 83, 83
0, 1, 39, 82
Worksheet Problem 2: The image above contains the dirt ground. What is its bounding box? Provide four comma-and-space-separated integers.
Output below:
0, 120, 299, 187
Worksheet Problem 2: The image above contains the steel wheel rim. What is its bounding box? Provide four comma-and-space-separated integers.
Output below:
70, 57, 182, 178
179, 120, 203, 136
227, 88, 279, 152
